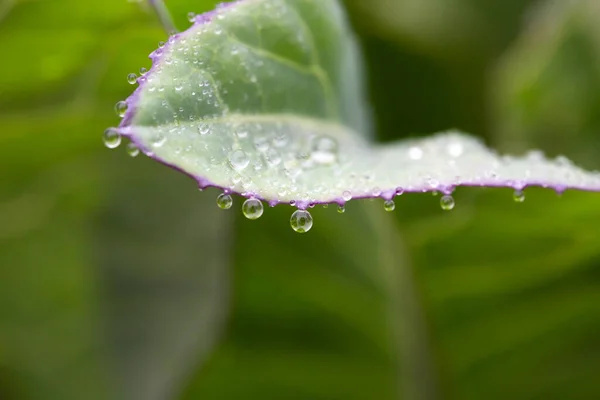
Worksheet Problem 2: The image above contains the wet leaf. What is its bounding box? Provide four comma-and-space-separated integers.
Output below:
117, 0, 600, 209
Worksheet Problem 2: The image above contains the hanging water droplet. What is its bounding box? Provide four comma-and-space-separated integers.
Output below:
102, 128, 121, 149
440, 195, 455, 211
322, 204, 329, 209
513, 190, 525, 203
290, 210, 313, 233
216, 193, 233, 209
395, 187, 404, 196
127, 73, 137, 85
114, 101, 128, 117
342, 190, 352, 202
139, 67, 148, 75
187, 12, 196, 22
242, 198, 263, 220
311, 135, 338, 165
126, 142, 139, 157
337, 205, 346, 214
384, 200, 395, 212
229, 150, 250, 170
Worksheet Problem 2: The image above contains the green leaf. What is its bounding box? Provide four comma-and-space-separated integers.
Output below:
493, 0, 600, 168
117, 0, 600, 209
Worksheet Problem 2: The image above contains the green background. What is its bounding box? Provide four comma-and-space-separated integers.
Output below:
1, 0, 600, 399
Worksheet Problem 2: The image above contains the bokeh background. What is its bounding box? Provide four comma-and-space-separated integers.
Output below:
1, 0, 600, 399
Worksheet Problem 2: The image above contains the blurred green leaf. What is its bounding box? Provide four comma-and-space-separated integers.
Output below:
493, 0, 600, 168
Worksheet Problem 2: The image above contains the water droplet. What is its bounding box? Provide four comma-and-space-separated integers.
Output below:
395, 187, 404, 196
242, 199, 263, 220
158, 41, 166, 48
198, 123, 210, 135
384, 200, 395, 212
254, 136, 270, 152
311, 135, 338, 164
229, 150, 250, 170
139, 67, 148, 75
187, 12, 196, 22
409, 146, 423, 160
513, 190, 525, 203
337, 205, 346, 214
216, 193, 233, 209
273, 132, 289, 148
447, 142, 463, 157
151, 134, 166, 148
342, 190, 352, 201
290, 210, 313, 233
126, 142, 139, 157
236, 128, 248, 139
127, 73, 137, 85
265, 148, 282, 167
103, 128, 121, 149
114, 101, 128, 117
322, 204, 329, 209
440, 195, 455, 211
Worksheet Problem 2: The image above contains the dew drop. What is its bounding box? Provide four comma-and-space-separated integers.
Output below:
337, 205, 346, 214
187, 12, 196, 22
127, 73, 137, 85
311, 135, 338, 165
243, 198, 264, 220
513, 190, 525, 203
198, 123, 210, 135
409, 146, 423, 160
114, 101, 128, 117
139, 67, 148, 75
254, 136, 270, 152
440, 195, 455, 211
384, 200, 395, 212
216, 193, 233, 209
342, 190, 352, 202
290, 210, 313, 233
151, 134, 167, 148
229, 150, 250, 170
126, 142, 139, 157
102, 128, 121, 149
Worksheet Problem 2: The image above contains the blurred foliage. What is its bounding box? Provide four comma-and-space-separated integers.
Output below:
1, 0, 599, 400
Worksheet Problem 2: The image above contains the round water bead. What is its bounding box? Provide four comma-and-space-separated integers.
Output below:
114, 101, 128, 117
229, 150, 250, 170
290, 210, 313, 233
242, 199, 264, 220
103, 128, 121, 149
440, 195, 455, 211
384, 200, 395, 212
513, 190, 525, 203
126, 142, 139, 157
127, 73, 137, 85
337, 205, 346, 214
217, 193, 233, 210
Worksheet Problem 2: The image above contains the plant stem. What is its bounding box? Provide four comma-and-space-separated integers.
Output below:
148, 0, 178, 34
367, 203, 441, 400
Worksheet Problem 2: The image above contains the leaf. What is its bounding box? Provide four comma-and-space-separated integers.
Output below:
492, 0, 600, 169
0, 0, 232, 399
116, 0, 600, 209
